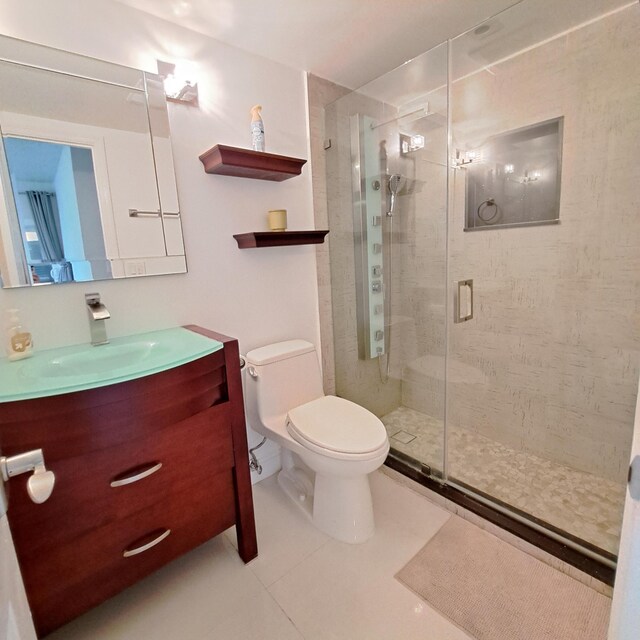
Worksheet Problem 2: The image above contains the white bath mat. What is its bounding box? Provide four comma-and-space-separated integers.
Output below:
396, 516, 610, 640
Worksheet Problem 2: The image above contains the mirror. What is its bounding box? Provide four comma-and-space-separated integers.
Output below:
0, 34, 186, 288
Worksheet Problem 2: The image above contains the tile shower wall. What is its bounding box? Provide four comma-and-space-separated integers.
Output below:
322, 89, 403, 417
306, 75, 350, 396
393, 90, 449, 423
311, 48, 449, 440
446, 5, 640, 483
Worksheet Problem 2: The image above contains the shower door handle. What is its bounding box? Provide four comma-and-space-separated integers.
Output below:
454, 279, 474, 323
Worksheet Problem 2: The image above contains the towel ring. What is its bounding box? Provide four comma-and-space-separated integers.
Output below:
477, 198, 498, 223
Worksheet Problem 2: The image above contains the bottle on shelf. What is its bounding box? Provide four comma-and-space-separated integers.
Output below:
250, 104, 265, 152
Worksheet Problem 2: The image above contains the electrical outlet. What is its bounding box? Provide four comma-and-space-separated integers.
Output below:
124, 261, 146, 276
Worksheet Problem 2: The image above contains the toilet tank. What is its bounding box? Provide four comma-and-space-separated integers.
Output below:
245, 340, 324, 423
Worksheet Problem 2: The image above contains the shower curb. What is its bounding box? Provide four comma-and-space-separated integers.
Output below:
383, 457, 615, 591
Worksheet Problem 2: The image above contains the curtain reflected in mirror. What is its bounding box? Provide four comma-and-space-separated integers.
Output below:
25, 191, 72, 283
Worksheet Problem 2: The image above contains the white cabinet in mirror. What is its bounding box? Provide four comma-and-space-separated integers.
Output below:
0, 34, 186, 288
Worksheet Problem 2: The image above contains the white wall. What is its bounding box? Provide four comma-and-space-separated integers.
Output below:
608, 382, 640, 639
0, 0, 321, 606
71, 147, 112, 281
0, 2, 320, 365
1, 110, 172, 265
0, 0, 320, 491
54, 146, 91, 280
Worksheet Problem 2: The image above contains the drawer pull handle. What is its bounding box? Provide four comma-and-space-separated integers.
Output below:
123, 529, 171, 557
110, 462, 162, 487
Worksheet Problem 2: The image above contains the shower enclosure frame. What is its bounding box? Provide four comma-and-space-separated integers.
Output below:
321, 1, 639, 588
383, 30, 616, 585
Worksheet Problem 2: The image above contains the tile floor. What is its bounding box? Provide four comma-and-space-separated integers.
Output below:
383, 406, 626, 554
50, 471, 482, 640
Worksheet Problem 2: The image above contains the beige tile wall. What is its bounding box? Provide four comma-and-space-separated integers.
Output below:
308, 73, 403, 413
308, 56, 451, 421
393, 92, 449, 422
446, 6, 640, 483
316, 82, 404, 417
306, 74, 350, 395
309, 5, 639, 485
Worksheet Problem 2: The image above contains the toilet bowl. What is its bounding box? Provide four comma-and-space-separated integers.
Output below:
244, 340, 389, 543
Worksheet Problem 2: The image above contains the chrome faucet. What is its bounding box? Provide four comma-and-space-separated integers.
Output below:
85, 293, 110, 346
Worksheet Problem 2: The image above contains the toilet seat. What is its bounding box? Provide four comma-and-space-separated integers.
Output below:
286, 395, 388, 459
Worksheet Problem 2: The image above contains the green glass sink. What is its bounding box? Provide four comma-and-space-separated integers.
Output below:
0, 327, 223, 403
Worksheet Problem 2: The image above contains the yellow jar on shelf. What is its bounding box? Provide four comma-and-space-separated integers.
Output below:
268, 209, 287, 231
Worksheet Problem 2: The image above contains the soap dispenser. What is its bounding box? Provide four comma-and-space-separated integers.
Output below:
5, 309, 33, 361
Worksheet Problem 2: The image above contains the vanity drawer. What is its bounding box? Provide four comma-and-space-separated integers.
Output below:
24, 468, 237, 637
8, 403, 234, 557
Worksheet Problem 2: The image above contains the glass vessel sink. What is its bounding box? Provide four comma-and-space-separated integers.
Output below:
30, 341, 162, 378
0, 327, 223, 402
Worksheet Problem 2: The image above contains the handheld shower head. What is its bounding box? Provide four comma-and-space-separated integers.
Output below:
387, 173, 406, 216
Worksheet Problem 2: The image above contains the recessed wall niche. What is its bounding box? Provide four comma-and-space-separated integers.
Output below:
463, 117, 563, 230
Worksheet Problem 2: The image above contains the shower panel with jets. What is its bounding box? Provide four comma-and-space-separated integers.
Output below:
324, 0, 640, 578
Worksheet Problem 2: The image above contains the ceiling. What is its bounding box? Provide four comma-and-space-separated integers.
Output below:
113, 0, 635, 90
354, 0, 632, 108
113, 0, 525, 89
4, 136, 64, 184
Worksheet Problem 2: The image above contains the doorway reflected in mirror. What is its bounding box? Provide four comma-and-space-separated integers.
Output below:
4, 136, 111, 286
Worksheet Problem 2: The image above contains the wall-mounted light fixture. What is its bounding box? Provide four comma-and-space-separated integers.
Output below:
521, 169, 541, 184
400, 133, 425, 155
157, 60, 198, 106
453, 149, 482, 167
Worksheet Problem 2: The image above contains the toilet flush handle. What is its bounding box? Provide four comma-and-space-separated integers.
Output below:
247, 366, 258, 378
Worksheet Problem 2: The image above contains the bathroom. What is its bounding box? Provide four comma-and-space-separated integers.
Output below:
0, 0, 639, 638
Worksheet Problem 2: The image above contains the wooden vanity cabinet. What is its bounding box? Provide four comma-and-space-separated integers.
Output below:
0, 326, 257, 637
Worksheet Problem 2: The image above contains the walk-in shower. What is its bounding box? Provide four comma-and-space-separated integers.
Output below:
322, 0, 640, 576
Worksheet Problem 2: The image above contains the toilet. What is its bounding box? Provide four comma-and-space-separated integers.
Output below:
244, 340, 389, 543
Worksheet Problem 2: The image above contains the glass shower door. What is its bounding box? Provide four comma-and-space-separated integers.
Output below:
324, 42, 450, 479
445, 1, 640, 557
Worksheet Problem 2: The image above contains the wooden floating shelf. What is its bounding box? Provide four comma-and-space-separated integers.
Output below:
199, 145, 307, 181
233, 230, 329, 249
